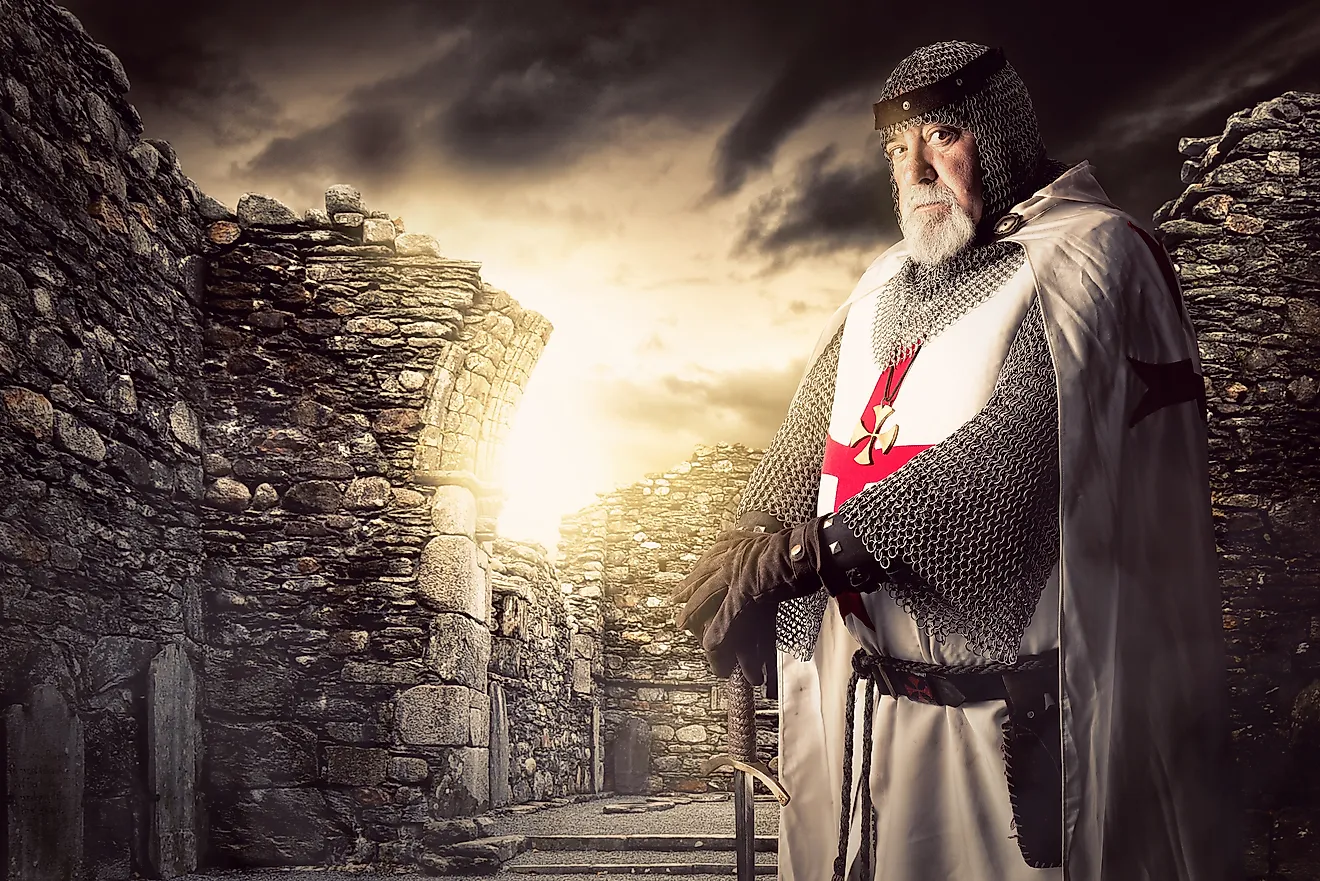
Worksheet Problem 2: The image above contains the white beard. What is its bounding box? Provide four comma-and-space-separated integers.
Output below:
900, 187, 977, 266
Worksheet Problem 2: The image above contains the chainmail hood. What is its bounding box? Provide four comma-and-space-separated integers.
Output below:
876, 41, 1063, 230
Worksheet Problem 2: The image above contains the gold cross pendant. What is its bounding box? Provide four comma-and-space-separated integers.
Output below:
848, 404, 899, 466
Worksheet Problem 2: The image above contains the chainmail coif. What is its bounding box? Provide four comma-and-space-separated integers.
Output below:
876, 40, 1067, 230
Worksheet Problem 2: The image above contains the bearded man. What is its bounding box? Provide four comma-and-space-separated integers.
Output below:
674, 41, 1233, 880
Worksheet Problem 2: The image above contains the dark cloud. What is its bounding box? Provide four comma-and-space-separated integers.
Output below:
64, 0, 1316, 203
735, 146, 894, 266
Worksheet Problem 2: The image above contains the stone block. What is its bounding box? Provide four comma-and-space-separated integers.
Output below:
325, 184, 363, 214
207, 723, 316, 789
431, 484, 477, 537
423, 818, 479, 847
573, 658, 593, 694
168, 401, 201, 451
362, 218, 396, 245
395, 233, 441, 257
389, 756, 430, 784
418, 535, 486, 620
328, 630, 369, 655
283, 480, 344, 513
586, 707, 602, 794
2, 387, 53, 439
613, 717, 651, 795
344, 476, 392, 510
0, 521, 49, 565
470, 693, 491, 749
207, 664, 294, 717
209, 788, 332, 865
325, 746, 388, 785
204, 477, 251, 512
332, 212, 364, 228
147, 644, 198, 877
237, 193, 300, 227
426, 613, 490, 690
396, 685, 471, 746
341, 661, 421, 685
431, 747, 489, 818
53, 411, 106, 462
6, 685, 84, 881
572, 633, 596, 659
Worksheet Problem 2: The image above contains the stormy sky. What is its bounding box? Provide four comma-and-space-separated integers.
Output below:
63, 0, 1320, 547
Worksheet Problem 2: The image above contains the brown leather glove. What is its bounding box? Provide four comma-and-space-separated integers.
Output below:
671, 517, 827, 685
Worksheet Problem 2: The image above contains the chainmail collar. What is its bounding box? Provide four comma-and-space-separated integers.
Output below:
870, 239, 1027, 372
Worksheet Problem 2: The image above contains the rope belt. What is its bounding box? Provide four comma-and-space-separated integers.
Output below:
832, 647, 1060, 881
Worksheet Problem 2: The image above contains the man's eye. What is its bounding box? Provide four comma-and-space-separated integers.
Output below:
886, 145, 906, 161
929, 129, 956, 145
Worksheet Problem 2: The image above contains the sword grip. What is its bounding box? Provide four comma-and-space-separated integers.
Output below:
727, 669, 756, 763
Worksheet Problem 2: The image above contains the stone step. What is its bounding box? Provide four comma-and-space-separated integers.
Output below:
527, 833, 778, 852
417, 834, 532, 875
505, 847, 777, 875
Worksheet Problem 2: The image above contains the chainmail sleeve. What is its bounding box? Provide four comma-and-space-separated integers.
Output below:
732, 326, 843, 661
836, 296, 1059, 664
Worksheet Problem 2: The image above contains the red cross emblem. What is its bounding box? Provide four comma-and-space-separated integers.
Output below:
902, 674, 935, 704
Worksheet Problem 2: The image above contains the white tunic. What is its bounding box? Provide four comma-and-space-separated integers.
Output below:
776, 163, 1231, 881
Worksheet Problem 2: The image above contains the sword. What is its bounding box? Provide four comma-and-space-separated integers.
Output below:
701, 668, 790, 880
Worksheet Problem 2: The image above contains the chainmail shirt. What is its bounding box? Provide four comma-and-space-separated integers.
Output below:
735, 328, 843, 659
837, 295, 1060, 664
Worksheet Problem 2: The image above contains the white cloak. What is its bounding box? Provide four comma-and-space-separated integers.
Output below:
776, 163, 1231, 881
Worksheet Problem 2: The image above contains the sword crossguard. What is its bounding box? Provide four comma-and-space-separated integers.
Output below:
700, 754, 791, 806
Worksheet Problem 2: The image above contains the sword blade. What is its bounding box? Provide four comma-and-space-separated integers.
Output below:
733, 767, 756, 881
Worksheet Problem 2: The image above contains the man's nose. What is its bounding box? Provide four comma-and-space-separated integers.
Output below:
902, 148, 937, 187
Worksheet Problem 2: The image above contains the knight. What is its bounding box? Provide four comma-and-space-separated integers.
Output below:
674, 40, 1234, 880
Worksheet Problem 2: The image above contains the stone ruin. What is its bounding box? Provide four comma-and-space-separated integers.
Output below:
558, 444, 777, 796
1, 0, 1319, 877
0, 0, 590, 875
1156, 91, 1320, 879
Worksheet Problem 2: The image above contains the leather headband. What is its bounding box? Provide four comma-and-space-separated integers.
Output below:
873, 47, 1006, 131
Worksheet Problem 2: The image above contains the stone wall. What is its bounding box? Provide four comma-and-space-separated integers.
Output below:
0, 2, 206, 878
488, 538, 599, 806
559, 444, 777, 795
1155, 90, 1320, 880
197, 186, 553, 866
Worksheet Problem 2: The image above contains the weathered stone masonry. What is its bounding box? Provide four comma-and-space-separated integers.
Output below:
1156, 91, 1320, 881
0, 1, 592, 876
559, 444, 778, 795
0, 1, 206, 879
197, 189, 559, 865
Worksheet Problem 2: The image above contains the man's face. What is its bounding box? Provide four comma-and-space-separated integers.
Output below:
885, 123, 984, 265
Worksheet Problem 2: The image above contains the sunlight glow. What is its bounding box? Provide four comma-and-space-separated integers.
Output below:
495, 346, 611, 558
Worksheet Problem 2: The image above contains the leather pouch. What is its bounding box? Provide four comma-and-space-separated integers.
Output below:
1001, 666, 1063, 868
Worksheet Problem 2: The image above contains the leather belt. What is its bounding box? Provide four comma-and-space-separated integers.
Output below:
852, 648, 1059, 708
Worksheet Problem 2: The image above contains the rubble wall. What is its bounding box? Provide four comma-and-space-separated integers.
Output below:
559, 444, 777, 794
488, 538, 599, 806
0, 1, 207, 878
197, 188, 553, 866
1156, 90, 1320, 880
